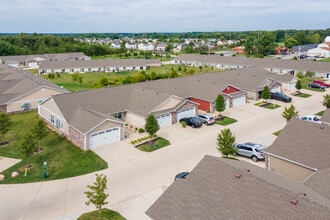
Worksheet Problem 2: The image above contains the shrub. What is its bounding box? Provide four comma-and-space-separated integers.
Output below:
138, 138, 142, 142
292, 56, 298, 60
206, 109, 210, 113
139, 128, 145, 133
181, 121, 187, 128
148, 135, 152, 139
135, 127, 138, 131
56, 73, 61, 78
130, 125, 133, 128
220, 53, 224, 56
131, 141, 134, 144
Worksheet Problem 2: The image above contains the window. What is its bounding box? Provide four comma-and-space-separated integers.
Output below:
98, 131, 105, 135
314, 72, 318, 76
279, 69, 283, 74
56, 119, 61, 128
175, 60, 178, 63
113, 112, 122, 119
51, 115, 54, 124
62, 69, 65, 72
70, 69, 74, 73
133, 66, 136, 70
51, 69, 54, 73
80, 68, 84, 72
106, 129, 112, 133
140, 66, 143, 70
244, 147, 253, 151
88, 68, 92, 72
271, 68, 274, 72
98, 68, 102, 71
123, 67, 126, 70
228, 65, 231, 68
106, 68, 110, 71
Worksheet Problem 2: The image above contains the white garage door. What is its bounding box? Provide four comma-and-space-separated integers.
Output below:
156, 114, 172, 128
271, 86, 281, 93
177, 107, 196, 122
28, 62, 38, 67
90, 127, 120, 149
232, 95, 246, 107
289, 82, 296, 91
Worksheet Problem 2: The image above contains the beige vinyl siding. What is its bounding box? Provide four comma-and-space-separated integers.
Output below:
125, 112, 146, 128
153, 97, 182, 112
39, 98, 69, 133
85, 120, 124, 149
269, 155, 315, 181
6, 88, 65, 113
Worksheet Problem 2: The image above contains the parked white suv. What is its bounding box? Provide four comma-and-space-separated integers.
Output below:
299, 115, 324, 124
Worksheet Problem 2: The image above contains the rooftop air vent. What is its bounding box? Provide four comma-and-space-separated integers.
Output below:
300, 192, 306, 196
235, 173, 241, 178
291, 199, 298, 205
320, 125, 325, 129
245, 169, 250, 172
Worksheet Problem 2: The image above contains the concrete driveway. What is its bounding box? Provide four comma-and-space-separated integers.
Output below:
0, 89, 327, 220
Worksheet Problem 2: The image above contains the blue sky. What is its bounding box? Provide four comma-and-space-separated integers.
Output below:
0, 0, 329, 33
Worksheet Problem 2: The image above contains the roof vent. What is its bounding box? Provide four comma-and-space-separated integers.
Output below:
300, 192, 306, 196
235, 173, 241, 178
253, 75, 255, 77
212, 82, 215, 84
245, 169, 250, 172
291, 199, 298, 205
320, 125, 324, 129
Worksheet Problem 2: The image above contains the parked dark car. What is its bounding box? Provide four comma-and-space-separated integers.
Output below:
175, 172, 190, 180
270, 92, 292, 102
179, 117, 202, 128
308, 83, 325, 89
313, 80, 330, 88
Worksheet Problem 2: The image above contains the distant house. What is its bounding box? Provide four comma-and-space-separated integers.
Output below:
156, 43, 167, 52
276, 46, 289, 55
125, 43, 137, 50
0, 64, 69, 113
227, 40, 238, 45
110, 43, 121, 49
217, 40, 227, 46
232, 46, 246, 54
292, 44, 319, 54
307, 43, 330, 58
138, 43, 155, 51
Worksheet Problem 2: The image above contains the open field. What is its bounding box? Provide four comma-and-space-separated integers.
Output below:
0, 112, 107, 184
31, 65, 226, 92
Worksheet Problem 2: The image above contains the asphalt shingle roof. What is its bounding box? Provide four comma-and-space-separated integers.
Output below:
146, 155, 330, 220
321, 108, 330, 124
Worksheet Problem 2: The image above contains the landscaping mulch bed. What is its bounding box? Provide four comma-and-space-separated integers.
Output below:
259, 103, 271, 107
0, 141, 9, 146
134, 137, 160, 148
215, 116, 226, 121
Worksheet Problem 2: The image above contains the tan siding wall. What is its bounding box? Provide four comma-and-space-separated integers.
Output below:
154, 97, 182, 112
125, 112, 146, 128
269, 155, 315, 181
6, 88, 65, 113
39, 98, 69, 134
85, 120, 124, 150
247, 91, 259, 100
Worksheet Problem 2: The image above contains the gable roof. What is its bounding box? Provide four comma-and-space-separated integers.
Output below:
0, 64, 69, 105
265, 118, 330, 170
146, 155, 330, 220
321, 108, 330, 123
176, 54, 330, 73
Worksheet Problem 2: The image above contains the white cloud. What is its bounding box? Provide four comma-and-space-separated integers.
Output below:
0, 0, 329, 32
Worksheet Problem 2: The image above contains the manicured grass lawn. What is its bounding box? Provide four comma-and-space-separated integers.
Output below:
254, 101, 266, 106
318, 58, 330, 62
296, 93, 312, 98
262, 104, 281, 109
78, 208, 126, 220
215, 117, 237, 126
0, 112, 108, 184
273, 129, 283, 136
27, 69, 39, 75
300, 77, 327, 92
32, 64, 226, 92
137, 138, 170, 152
316, 111, 325, 116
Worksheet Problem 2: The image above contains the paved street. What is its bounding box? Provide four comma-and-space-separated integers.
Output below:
0, 89, 327, 220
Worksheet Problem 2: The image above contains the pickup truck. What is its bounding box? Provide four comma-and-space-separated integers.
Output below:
271, 92, 292, 103
299, 115, 324, 124
313, 80, 330, 88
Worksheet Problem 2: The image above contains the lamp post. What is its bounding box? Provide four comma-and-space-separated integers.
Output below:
43, 162, 47, 179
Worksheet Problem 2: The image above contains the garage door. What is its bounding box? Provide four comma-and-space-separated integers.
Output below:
28, 62, 38, 67
289, 82, 296, 91
177, 107, 196, 122
90, 127, 120, 149
225, 99, 230, 109
232, 95, 246, 107
156, 114, 172, 128
271, 86, 281, 93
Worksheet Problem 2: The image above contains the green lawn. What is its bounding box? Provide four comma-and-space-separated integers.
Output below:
215, 117, 237, 126
316, 111, 325, 116
273, 129, 283, 136
137, 138, 170, 152
32, 65, 226, 92
296, 93, 312, 98
0, 112, 108, 184
27, 69, 39, 75
318, 58, 330, 62
78, 208, 126, 220
262, 104, 281, 109
300, 77, 327, 92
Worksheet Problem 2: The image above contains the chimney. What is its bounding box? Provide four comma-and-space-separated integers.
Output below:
291, 199, 298, 205
235, 173, 241, 178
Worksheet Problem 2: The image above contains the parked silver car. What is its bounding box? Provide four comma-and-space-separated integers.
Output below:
195, 114, 215, 125
234, 142, 265, 162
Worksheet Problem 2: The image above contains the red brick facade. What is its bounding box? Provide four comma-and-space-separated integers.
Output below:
0, 105, 6, 113
68, 126, 85, 148
171, 101, 198, 124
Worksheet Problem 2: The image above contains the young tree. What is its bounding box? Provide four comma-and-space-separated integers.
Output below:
261, 86, 271, 102
282, 104, 299, 122
169, 70, 178, 78
84, 174, 109, 219
32, 119, 48, 151
144, 115, 160, 139
20, 131, 38, 159
0, 113, 12, 143
99, 77, 109, 87
217, 129, 237, 158
150, 71, 157, 80
323, 94, 330, 108
72, 73, 79, 84
215, 94, 226, 117
295, 80, 302, 91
